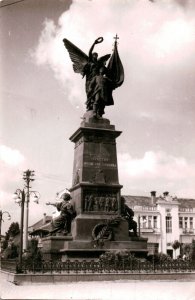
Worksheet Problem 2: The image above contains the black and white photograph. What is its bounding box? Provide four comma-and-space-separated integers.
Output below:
1, 0, 195, 299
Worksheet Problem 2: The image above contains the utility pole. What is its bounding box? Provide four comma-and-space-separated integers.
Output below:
23, 169, 35, 251
13, 184, 40, 267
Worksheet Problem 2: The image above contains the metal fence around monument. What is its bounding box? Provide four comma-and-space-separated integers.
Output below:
11, 259, 195, 274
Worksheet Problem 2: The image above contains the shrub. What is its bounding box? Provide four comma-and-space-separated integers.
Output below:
189, 239, 195, 261
147, 252, 172, 263
23, 239, 43, 264
3, 243, 18, 259
99, 250, 138, 264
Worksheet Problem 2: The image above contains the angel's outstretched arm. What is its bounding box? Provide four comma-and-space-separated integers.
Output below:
88, 37, 104, 59
46, 202, 57, 207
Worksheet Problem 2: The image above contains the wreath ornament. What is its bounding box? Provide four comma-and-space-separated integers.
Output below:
92, 216, 121, 248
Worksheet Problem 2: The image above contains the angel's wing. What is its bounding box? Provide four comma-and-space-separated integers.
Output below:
63, 38, 88, 75
98, 54, 111, 65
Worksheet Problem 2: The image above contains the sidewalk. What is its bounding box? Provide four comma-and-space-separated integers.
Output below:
1, 276, 195, 300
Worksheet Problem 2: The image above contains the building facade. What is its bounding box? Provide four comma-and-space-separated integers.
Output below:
28, 213, 52, 233
124, 191, 195, 258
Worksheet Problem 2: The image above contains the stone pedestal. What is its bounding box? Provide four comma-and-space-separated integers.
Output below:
42, 111, 148, 260
69, 111, 122, 215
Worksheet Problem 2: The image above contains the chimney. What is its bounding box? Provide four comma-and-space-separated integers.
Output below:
42, 213, 47, 225
163, 191, 169, 198
150, 191, 156, 205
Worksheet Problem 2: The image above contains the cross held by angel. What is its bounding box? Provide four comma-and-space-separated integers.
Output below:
63, 35, 124, 118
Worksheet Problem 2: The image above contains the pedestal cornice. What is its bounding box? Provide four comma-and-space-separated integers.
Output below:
69, 182, 123, 192
69, 126, 122, 144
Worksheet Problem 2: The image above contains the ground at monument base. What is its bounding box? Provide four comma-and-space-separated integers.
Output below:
1, 272, 195, 300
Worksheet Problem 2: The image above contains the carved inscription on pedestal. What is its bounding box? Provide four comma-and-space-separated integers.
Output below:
84, 134, 115, 144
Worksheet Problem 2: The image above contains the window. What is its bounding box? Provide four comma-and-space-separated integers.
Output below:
190, 217, 193, 230
142, 216, 147, 228
179, 217, 183, 229
184, 217, 188, 229
153, 216, 157, 228
180, 207, 193, 212
142, 206, 149, 211
148, 216, 152, 228
166, 216, 172, 233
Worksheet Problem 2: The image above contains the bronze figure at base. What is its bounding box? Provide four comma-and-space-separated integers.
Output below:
46, 193, 76, 236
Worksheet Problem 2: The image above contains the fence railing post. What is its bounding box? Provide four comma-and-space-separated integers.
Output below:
153, 257, 155, 273
50, 260, 53, 274
122, 259, 125, 273
33, 260, 35, 274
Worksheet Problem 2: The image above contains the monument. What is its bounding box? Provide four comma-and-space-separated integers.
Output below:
41, 35, 147, 260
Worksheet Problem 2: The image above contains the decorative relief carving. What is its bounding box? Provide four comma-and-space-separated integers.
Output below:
90, 169, 106, 184
84, 193, 118, 213
73, 169, 80, 185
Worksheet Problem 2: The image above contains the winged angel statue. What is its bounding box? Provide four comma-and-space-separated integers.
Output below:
63, 35, 124, 118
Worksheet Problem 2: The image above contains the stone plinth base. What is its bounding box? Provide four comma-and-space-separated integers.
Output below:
41, 232, 148, 261
41, 236, 73, 260
60, 238, 148, 259
62, 238, 146, 251
71, 214, 129, 241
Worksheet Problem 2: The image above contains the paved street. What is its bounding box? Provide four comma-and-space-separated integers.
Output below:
1, 277, 195, 300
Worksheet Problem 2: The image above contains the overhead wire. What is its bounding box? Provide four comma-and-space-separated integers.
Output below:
0, 0, 27, 8
37, 173, 67, 182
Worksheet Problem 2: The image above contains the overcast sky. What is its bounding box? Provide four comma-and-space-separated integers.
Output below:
1, 0, 195, 233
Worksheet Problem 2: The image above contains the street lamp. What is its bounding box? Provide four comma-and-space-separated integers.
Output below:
13, 189, 40, 264
0, 210, 11, 254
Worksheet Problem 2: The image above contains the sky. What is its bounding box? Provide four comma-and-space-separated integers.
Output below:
1, 0, 195, 234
